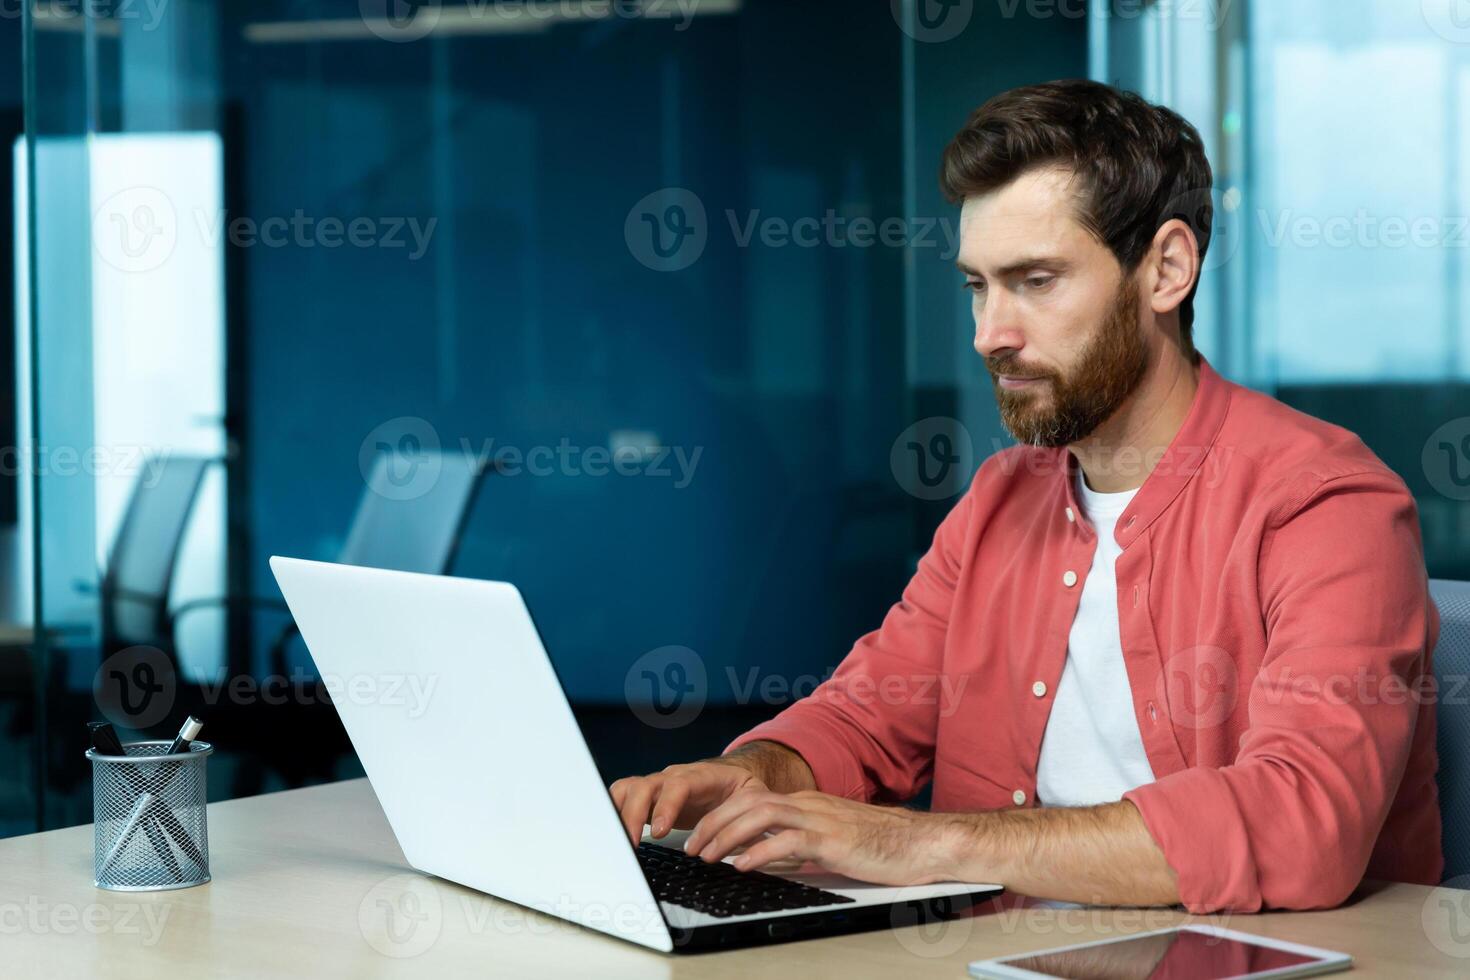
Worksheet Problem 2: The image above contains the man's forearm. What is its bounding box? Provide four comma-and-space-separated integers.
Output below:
714, 740, 817, 794
933, 800, 1180, 906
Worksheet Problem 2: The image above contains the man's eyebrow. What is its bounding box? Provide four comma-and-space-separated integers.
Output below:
956, 256, 1070, 278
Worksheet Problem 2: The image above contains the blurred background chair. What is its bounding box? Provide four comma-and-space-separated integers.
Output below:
185, 449, 491, 795
95, 454, 214, 665
1431, 578, 1470, 882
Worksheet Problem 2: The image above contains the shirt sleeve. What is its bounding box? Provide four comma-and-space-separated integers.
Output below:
1123, 469, 1438, 913
723, 468, 980, 803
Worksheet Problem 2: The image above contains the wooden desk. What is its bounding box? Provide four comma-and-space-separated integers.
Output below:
1, 778, 1465, 978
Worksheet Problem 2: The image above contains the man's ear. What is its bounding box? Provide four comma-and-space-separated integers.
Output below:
1147, 218, 1200, 319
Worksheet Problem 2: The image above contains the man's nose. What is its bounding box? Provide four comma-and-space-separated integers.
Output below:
973, 290, 1022, 359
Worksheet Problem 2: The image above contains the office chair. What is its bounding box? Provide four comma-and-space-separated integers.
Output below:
173, 448, 489, 677
1432, 578, 1470, 881
181, 449, 489, 794
93, 454, 214, 663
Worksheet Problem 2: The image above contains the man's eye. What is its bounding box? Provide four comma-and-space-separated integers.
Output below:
963, 280, 985, 292
1025, 276, 1054, 289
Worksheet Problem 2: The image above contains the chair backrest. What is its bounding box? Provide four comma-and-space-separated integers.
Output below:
337, 450, 486, 575
1432, 578, 1470, 881
102, 454, 212, 648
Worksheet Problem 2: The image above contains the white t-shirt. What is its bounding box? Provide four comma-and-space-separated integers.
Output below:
1035, 469, 1157, 808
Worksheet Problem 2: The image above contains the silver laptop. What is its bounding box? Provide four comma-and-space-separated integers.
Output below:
270, 557, 1002, 953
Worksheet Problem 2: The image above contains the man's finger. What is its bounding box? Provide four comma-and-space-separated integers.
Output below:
697, 801, 809, 864
618, 779, 658, 847
732, 829, 814, 871
684, 789, 779, 857
649, 779, 691, 837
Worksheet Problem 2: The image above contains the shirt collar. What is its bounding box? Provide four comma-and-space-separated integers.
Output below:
1060, 354, 1233, 550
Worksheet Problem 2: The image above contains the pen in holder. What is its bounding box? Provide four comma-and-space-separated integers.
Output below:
87, 739, 213, 891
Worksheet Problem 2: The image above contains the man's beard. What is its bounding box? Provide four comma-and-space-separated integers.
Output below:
987, 276, 1149, 449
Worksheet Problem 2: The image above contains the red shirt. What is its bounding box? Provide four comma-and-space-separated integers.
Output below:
727, 355, 1442, 913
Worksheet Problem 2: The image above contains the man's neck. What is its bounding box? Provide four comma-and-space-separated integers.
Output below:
1068, 350, 1201, 494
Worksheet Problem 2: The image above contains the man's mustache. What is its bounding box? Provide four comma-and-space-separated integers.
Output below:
988, 362, 1052, 382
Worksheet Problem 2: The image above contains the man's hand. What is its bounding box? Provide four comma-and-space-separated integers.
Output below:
609, 761, 768, 849
608, 741, 817, 849
682, 789, 1182, 907
682, 788, 956, 886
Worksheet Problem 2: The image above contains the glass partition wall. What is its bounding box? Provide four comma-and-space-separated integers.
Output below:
6, 1, 1094, 832
20, 0, 1462, 837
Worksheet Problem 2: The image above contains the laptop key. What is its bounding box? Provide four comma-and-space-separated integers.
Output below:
638, 842, 855, 917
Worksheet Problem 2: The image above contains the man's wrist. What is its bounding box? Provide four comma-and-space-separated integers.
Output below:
715, 741, 815, 793
922, 811, 991, 882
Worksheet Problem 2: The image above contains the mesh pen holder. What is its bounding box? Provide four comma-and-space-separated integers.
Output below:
87, 740, 213, 891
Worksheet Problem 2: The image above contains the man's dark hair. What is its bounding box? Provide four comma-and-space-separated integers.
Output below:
940, 78, 1212, 362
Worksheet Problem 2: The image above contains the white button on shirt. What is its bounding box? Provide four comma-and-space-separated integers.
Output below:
1062, 569, 1078, 587
1037, 470, 1158, 808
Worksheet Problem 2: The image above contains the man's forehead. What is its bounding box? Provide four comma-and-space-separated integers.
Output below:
957, 167, 1092, 269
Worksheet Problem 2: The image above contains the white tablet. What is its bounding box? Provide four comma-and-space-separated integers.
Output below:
969, 925, 1352, 979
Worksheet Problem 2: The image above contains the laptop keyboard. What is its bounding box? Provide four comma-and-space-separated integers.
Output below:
637, 842, 856, 918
